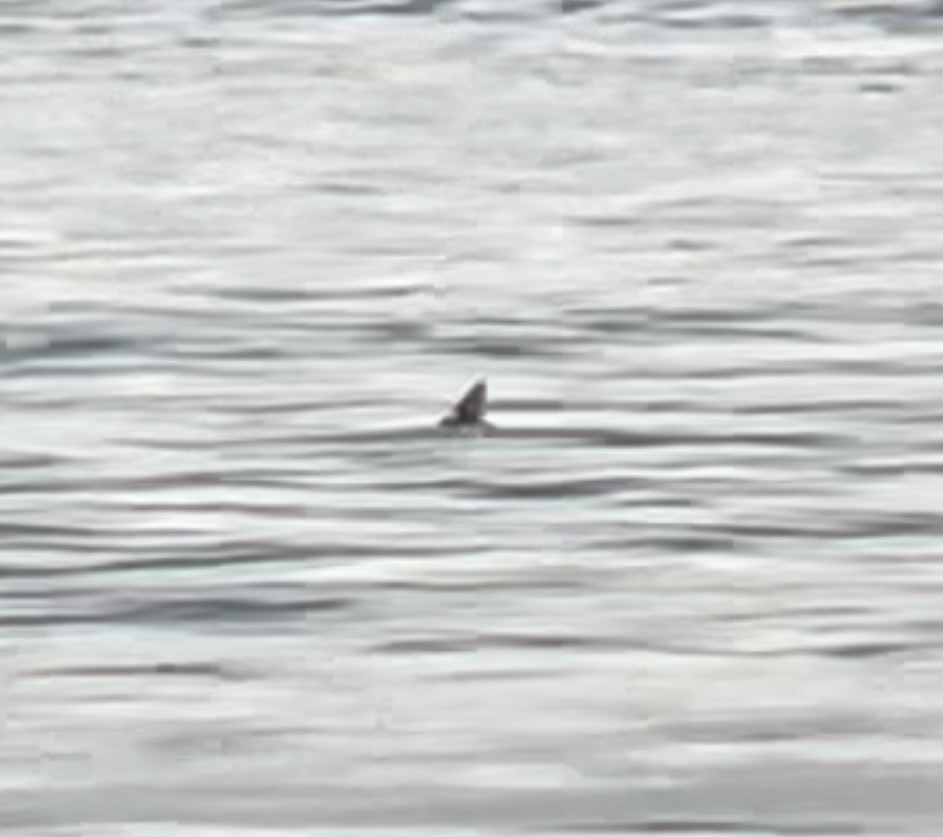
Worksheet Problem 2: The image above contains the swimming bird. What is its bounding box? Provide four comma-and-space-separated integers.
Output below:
438, 378, 495, 433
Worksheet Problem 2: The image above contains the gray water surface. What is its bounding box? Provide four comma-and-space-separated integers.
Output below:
3, 1, 943, 834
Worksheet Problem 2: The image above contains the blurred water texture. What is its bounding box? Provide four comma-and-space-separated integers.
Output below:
3, 0, 943, 834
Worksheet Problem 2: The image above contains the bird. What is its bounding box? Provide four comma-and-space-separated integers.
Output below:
438, 378, 495, 433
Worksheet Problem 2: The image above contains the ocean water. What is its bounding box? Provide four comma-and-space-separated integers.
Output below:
3, 0, 943, 834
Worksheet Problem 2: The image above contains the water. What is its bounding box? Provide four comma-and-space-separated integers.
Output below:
3, 0, 943, 833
